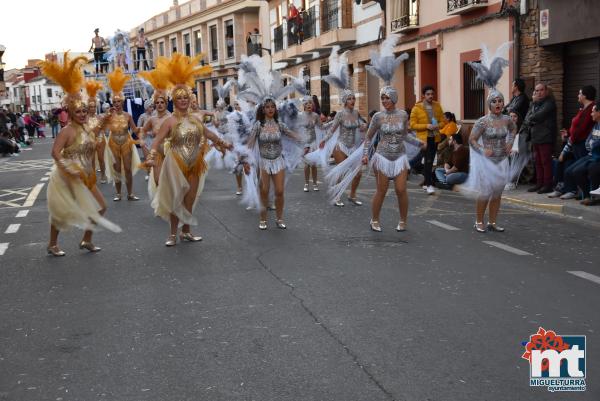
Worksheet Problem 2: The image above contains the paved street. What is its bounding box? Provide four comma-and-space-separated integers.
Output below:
1, 141, 599, 401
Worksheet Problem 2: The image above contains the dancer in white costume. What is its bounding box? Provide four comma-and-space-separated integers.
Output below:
460, 43, 528, 232
313, 46, 366, 206
41, 53, 121, 256
301, 96, 326, 192
146, 54, 231, 246
235, 55, 305, 229
361, 36, 424, 232
104, 68, 142, 201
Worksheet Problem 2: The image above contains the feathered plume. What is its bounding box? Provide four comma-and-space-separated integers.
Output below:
365, 35, 409, 85
162, 53, 212, 88
138, 66, 171, 91
323, 46, 350, 90
468, 42, 512, 89
40, 52, 88, 95
215, 78, 237, 101
283, 70, 309, 96
84, 80, 103, 100
106, 67, 131, 94
236, 55, 297, 104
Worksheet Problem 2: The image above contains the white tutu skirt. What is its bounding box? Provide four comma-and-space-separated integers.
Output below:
47, 166, 121, 233
104, 144, 141, 184
370, 153, 410, 178
151, 152, 206, 226
259, 156, 286, 175
460, 149, 509, 199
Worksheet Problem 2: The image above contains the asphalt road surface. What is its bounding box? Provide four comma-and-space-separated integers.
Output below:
1, 140, 598, 401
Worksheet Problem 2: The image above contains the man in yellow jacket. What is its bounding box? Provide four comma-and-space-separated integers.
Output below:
410, 85, 446, 194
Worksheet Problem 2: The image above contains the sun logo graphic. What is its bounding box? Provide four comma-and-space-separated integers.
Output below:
522, 327, 586, 392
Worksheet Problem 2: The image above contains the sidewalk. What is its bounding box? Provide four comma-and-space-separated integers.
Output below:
501, 186, 600, 223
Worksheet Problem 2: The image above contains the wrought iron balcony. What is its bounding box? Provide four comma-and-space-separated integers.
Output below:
274, 25, 284, 53
447, 0, 488, 15
391, 0, 419, 33
321, 1, 339, 33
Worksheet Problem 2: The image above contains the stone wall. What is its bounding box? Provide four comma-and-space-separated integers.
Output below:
518, 0, 564, 128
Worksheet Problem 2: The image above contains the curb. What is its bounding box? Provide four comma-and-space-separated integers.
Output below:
502, 195, 600, 223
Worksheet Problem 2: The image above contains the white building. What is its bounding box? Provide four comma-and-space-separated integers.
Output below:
25, 76, 63, 112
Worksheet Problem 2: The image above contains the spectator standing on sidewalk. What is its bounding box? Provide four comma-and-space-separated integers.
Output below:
503, 78, 530, 130
410, 85, 446, 195
521, 83, 557, 194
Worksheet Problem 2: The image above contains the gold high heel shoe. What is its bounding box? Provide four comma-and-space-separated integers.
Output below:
127, 194, 140, 201
348, 197, 362, 206
47, 245, 66, 257
395, 221, 406, 232
370, 220, 382, 232
180, 232, 203, 242
275, 219, 287, 229
258, 220, 267, 230
79, 241, 101, 252
303, 183, 309, 192
113, 194, 122, 201
165, 234, 177, 247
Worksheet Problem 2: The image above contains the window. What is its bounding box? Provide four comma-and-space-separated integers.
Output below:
184, 33, 191, 56
212, 79, 219, 107
171, 37, 177, 54
320, 64, 330, 116
225, 20, 234, 59
210, 25, 218, 61
201, 81, 207, 109
46, 88, 52, 98
303, 67, 311, 94
37, 95, 41, 104
159, 41, 165, 56
463, 61, 484, 120
194, 30, 202, 54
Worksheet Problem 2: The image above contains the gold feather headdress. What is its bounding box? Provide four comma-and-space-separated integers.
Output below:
159, 53, 213, 99
139, 61, 171, 103
39, 52, 88, 113
84, 80, 104, 105
106, 67, 131, 101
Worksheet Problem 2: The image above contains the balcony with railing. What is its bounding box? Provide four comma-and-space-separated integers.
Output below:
319, 0, 355, 47
302, 7, 317, 42
447, 0, 488, 15
391, 0, 419, 33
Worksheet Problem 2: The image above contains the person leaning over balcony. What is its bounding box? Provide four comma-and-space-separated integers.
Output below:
409, 85, 446, 195
520, 83, 557, 194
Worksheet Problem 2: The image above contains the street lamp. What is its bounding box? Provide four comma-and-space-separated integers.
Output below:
249, 33, 271, 56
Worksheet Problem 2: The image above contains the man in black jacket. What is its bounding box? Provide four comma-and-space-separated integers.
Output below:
520, 83, 557, 193
504, 78, 530, 129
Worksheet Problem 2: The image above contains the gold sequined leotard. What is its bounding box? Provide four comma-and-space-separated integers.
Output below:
61, 125, 97, 190
107, 113, 135, 158
168, 116, 209, 179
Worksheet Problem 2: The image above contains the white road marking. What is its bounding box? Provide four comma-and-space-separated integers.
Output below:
40, 177, 49, 182
567, 271, 600, 286
5, 224, 21, 234
22, 183, 45, 207
482, 241, 532, 256
427, 220, 460, 231
45, 171, 51, 176
0, 243, 8, 255
15, 210, 29, 218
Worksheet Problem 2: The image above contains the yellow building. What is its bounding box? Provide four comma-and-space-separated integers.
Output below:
130, 0, 263, 109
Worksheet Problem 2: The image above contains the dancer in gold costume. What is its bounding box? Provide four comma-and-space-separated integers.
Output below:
138, 68, 172, 197
41, 53, 121, 256
104, 67, 141, 201
147, 54, 231, 246
84, 80, 108, 184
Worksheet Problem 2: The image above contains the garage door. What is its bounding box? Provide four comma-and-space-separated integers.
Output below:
563, 39, 600, 126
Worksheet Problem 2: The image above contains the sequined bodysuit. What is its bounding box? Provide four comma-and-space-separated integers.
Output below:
367, 110, 422, 161
108, 113, 134, 158
469, 114, 516, 163
250, 119, 294, 174
168, 116, 209, 178
323, 108, 363, 155
61, 125, 97, 189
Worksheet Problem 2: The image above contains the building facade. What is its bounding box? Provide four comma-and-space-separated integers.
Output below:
267, 0, 385, 117
518, 0, 600, 130
24, 76, 63, 112
131, 0, 262, 109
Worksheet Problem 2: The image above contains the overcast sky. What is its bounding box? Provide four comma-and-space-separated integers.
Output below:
1, 0, 173, 69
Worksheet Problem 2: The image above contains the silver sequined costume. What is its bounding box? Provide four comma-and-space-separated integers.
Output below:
323, 108, 363, 156
250, 119, 294, 174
